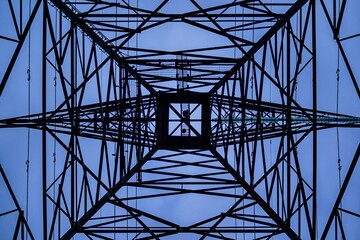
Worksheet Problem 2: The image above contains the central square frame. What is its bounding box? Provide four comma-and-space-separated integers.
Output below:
156, 92, 211, 149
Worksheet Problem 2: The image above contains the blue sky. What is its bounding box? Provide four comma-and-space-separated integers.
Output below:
0, 1, 359, 239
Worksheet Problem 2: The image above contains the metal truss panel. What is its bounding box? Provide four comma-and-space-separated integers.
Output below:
0, 0, 359, 239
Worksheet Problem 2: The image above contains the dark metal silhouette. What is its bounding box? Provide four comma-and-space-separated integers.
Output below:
0, 0, 359, 239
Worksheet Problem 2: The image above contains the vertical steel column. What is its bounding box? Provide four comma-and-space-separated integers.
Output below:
42, 0, 48, 239
137, 77, 142, 182
70, 20, 75, 227
286, 21, 291, 227
311, 0, 317, 239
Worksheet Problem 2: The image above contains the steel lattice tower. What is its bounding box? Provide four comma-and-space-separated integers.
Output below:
0, 0, 359, 239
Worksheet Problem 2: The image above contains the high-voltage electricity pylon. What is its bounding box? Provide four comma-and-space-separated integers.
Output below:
0, 0, 359, 239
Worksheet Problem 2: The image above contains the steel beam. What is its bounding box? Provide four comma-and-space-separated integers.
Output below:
209, 0, 310, 95
0, 0, 42, 96
49, 0, 157, 95
321, 144, 360, 239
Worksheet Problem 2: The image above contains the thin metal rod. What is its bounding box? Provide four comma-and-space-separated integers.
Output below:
0, 0, 42, 96
42, 0, 48, 238
0, 165, 35, 239
311, 1, 317, 239
321, 145, 360, 239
